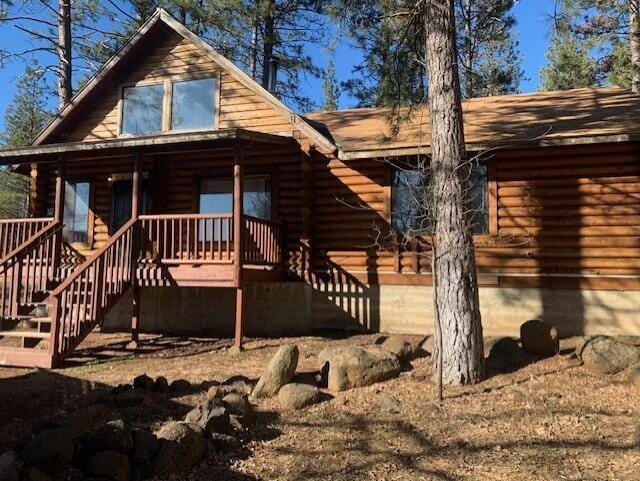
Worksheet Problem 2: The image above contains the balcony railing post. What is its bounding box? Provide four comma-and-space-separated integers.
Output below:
130, 156, 142, 346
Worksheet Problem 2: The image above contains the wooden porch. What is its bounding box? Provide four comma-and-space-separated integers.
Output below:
0, 141, 287, 369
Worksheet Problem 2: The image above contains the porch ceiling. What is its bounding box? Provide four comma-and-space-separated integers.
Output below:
0, 129, 294, 166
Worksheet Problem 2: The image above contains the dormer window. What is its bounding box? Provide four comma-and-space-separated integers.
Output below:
120, 76, 217, 136
121, 83, 164, 135
171, 78, 216, 131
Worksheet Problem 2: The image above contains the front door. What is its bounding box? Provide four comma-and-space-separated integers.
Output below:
110, 180, 132, 233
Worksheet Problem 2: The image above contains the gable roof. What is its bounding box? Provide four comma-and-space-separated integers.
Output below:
32, 9, 335, 154
305, 87, 640, 159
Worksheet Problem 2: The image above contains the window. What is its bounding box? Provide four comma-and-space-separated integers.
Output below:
391, 164, 488, 236
199, 175, 271, 219
121, 84, 164, 135
171, 78, 216, 131
63, 181, 91, 244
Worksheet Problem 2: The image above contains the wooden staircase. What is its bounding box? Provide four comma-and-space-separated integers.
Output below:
0, 218, 138, 368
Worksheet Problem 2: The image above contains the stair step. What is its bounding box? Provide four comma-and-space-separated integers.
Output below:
0, 347, 53, 368
0, 330, 49, 339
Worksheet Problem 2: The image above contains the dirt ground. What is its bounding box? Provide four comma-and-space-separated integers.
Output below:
1, 331, 639, 481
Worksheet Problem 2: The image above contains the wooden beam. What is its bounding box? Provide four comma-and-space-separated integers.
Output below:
131, 156, 141, 219
53, 161, 65, 223
233, 146, 245, 349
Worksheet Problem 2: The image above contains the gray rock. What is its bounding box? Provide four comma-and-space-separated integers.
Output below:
377, 394, 401, 414
0, 450, 22, 481
628, 363, 640, 386
85, 450, 129, 481
222, 375, 255, 395
133, 374, 155, 391
21, 429, 75, 474
209, 433, 240, 452
23, 467, 51, 481
95, 420, 133, 454
155, 376, 169, 393
380, 336, 427, 362
170, 379, 192, 394
278, 383, 320, 410
326, 346, 402, 392
185, 399, 230, 434
520, 320, 559, 357
487, 337, 532, 370
579, 336, 640, 374
153, 422, 207, 475
251, 345, 299, 399
222, 392, 254, 429
131, 429, 158, 467
30, 421, 63, 435
63, 403, 110, 432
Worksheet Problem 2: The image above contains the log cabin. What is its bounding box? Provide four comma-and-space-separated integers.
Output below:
0, 9, 639, 368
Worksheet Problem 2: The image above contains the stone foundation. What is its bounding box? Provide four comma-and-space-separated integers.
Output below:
104, 282, 640, 337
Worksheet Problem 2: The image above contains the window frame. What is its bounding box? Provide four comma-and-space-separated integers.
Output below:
62, 178, 94, 248
388, 160, 496, 242
118, 73, 221, 137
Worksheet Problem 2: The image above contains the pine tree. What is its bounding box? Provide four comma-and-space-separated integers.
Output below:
540, 25, 600, 90
0, 60, 49, 218
322, 57, 340, 110
2, 59, 51, 147
456, 0, 523, 98
340, 0, 522, 105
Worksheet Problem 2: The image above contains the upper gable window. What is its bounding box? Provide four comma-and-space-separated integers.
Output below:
121, 83, 164, 135
171, 78, 216, 131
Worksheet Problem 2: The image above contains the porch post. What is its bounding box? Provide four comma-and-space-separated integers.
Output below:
53, 161, 66, 223
233, 146, 245, 350
130, 156, 142, 347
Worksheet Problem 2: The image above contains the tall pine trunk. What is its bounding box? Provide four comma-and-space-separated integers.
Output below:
57, 0, 72, 108
423, 0, 484, 385
631, 0, 640, 94
261, 0, 275, 89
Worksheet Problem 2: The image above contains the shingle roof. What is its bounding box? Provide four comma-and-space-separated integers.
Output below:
304, 87, 640, 159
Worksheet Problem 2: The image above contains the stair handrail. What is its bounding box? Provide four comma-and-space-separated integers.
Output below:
0, 221, 62, 268
0, 217, 55, 258
49, 217, 139, 364
0, 220, 63, 318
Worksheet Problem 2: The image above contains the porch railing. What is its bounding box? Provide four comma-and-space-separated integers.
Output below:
0, 218, 54, 258
0, 221, 63, 318
49, 218, 137, 360
139, 213, 234, 264
243, 215, 283, 266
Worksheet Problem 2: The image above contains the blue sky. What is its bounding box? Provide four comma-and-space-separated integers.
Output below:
0, 0, 555, 130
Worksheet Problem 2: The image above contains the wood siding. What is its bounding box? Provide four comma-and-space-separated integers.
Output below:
56, 25, 294, 143
37, 139, 640, 290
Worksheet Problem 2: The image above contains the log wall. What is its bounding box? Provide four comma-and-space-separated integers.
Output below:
53, 24, 294, 143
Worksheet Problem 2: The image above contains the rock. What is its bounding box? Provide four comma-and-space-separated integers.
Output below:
628, 363, 640, 386
377, 394, 401, 414
487, 337, 532, 370
0, 450, 22, 481
222, 375, 255, 395
209, 433, 240, 452
326, 346, 402, 392
85, 450, 129, 481
131, 429, 158, 467
380, 336, 426, 362
155, 376, 169, 393
222, 392, 254, 428
114, 390, 144, 408
55, 467, 83, 481
63, 403, 110, 432
21, 429, 75, 474
579, 336, 640, 374
133, 374, 155, 391
634, 424, 640, 447
170, 379, 192, 394
153, 422, 207, 475
185, 399, 230, 434
30, 420, 63, 435
251, 345, 299, 399
23, 467, 51, 481
78, 420, 133, 459
520, 320, 559, 357
419, 336, 435, 355
278, 383, 320, 410
317, 346, 347, 370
